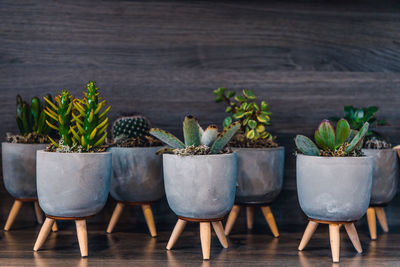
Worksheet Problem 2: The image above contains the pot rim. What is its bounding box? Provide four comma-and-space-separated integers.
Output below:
362, 148, 397, 152
37, 150, 111, 155
163, 152, 236, 158
107, 146, 164, 150
297, 153, 373, 161
232, 146, 284, 151
2, 142, 48, 146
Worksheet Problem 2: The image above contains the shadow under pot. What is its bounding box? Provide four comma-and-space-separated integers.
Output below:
34, 150, 111, 257
225, 147, 284, 237
106, 146, 164, 237
362, 148, 399, 240
1, 142, 48, 231
296, 154, 373, 263
163, 153, 237, 260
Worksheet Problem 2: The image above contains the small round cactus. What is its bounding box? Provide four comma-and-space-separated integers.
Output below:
112, 115, 151, 141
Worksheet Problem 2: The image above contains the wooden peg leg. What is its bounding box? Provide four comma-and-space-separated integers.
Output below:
106, 203, 125, 234
34, 201, 43, 224
375, 207, 389, 232
4, 200, 23, 231
298, 221, 319, 251
224, 205, 240, 235
367, 207, 377, 240
75, 220, 88, 257
200, 222, 211, 260
212, 221, 228, 248
142, 204, 157, 237
344, 223, 362, 253
52, 221, 58, 232
33, 218, 54, 251
261, 206, 279, 237
329, 224, 340, 263
166, 219, 187, 250
246, 206, 255, 230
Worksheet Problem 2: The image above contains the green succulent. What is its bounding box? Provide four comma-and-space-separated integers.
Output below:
214, 87, 274, 141
149, 115, 240, 154
112, 115, 150, 141
16, 94, 56, 136
295, 119, 369, 157
44, 81, 111, 151
333, 106, 388, 139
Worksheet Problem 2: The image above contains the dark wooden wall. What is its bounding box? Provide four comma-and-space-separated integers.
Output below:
1, 0, 400, 229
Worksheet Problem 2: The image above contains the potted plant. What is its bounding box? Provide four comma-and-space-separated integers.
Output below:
33, 81, 111, 257
2, 94, 59, 231
334, 106, 398, 240
295, 119, 372, 263
150, 115, 240, 260
106, 115, 164, 237
214, 88, 284, 237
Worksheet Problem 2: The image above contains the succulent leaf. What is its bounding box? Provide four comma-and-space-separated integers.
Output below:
183, 115, 201, 147
345, 122, 369, 153
335, 118, 350, 148
210, 122, 240, 154
295, 135, 320, 156
317, 120, 335, 151
200, 125, 218, 146
149, 128, 185, 149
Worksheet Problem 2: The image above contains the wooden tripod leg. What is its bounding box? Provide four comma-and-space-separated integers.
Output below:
224, 205, 240, 235
212, 221, 228, 248
34, 201, 43, 224
33, 218, 54, 251
166, 219, 187, 250
375, 207, 389, 232
106, 203, 125, 234
344, 223, 362, 253
4, 200, 23, 231
367, 207, 377, 240
246, 206, 255, 230
329, 224, 340, 263
200, 222, 211, 260
142, 204, 157, 237
298, 221, 319, 251
75, 220, 88, 257
52, 221, 58, 232
261, 206, 279, 237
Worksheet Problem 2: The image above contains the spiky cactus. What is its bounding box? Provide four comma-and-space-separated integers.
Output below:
44, 91, 74, 147
150, 115, 240, 155
16, 94, 56, 136
295, 119, 369, 157
112, 115, 150, 140
72, 81, 111, 150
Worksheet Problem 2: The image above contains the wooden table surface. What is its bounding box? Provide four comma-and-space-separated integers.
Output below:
0, 220, 398, 266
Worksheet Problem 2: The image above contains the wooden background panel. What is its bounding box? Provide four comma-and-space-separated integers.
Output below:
1, 0, 400, 227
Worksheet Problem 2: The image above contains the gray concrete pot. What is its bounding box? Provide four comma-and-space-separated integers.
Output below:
108, 146, 164, 202
297, 154, 373, 222
362, 148, 399, 205
36, 151, 111, 218
163, 153, 237, 220
233, 147, 284, 204
2, 142, 47, 199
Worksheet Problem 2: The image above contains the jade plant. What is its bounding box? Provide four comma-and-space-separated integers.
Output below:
44, 81, 111, 152
295, 119, 369, 157
149, 115, 240, 155
214, 87, 277, 148
8, 94, 56, 143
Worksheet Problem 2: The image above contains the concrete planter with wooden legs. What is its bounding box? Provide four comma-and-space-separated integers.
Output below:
34, 151, 111, 257
106, 147, 163, 237
225, 147, 284, 236
363, 148, 399, 240
163, 153, 237, 260
296, 154, 373, 263
1, 143, 58, 231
